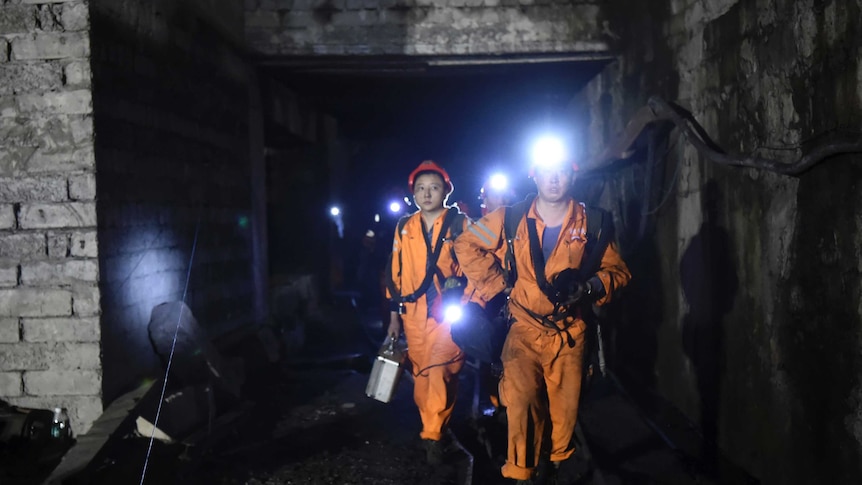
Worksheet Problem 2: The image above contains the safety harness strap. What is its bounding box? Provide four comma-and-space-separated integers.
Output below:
386, 207, 463, 306
502, 198, 532, 288
520, 205, 615, 328
525, 217, 562, 303
581, 207, 614, 279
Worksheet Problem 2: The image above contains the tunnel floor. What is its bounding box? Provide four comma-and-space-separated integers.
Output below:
42, 298, 755, 485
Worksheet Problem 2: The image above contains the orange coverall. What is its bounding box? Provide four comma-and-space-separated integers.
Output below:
386, 210, 476, 441
454, 198, 631, 480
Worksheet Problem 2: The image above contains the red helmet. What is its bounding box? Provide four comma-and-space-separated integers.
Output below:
407, 160, 453, 195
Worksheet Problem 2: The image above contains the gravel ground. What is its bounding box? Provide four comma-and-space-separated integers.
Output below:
27, 299, 755, 485
187, 364, 478, 485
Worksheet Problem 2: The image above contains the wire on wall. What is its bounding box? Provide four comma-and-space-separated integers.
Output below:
584, 96, 862, 176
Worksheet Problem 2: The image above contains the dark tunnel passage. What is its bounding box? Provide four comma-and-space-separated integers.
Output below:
263, 56, 610, 291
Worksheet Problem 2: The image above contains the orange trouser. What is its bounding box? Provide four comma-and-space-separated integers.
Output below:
403, 315, 465, 441
498, 320, 585, 480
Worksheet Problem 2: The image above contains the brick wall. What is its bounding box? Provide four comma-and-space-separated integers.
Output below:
246, 0, 608, 56
89, 0, 258, 405
0, 0, 102, 435
578, 0, 862, 483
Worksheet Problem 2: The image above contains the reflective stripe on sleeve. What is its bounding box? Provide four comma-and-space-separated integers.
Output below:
467, 224, 493, 246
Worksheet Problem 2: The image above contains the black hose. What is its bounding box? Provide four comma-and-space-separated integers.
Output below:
646, 97, 862, 176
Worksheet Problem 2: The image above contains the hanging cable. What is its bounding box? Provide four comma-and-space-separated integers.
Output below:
643, 149, 682, 216
139, 217, 201, 485
583, 96, 862, 176
646, 97, 862, 176
641, 133, 681, 217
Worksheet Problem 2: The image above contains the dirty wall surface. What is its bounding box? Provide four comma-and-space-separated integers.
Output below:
246, 0, 608, 56
0, 0, 102, 436
89, 0, 258, 407
1, 0, 260, 436
579, 0, 862, 483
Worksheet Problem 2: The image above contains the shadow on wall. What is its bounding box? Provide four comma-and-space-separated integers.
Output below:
679, 180, 738, 468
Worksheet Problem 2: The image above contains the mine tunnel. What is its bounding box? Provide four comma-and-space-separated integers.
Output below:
2, 1, 862, 484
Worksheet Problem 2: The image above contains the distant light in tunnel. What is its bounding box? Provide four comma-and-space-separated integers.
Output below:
237, 215, 249, 228
374, 214, 380, 223
329, 206, 344, 238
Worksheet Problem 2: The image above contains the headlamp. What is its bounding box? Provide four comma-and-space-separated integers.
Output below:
488, 173, 508, 192
530, 136, 567, 171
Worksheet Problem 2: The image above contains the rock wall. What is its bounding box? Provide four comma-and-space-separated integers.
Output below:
579, 0, 862, 483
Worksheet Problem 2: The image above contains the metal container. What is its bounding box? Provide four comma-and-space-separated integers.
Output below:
366, 338, 406, 403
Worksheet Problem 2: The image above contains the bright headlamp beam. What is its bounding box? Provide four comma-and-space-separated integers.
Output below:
388, 201, 402, 213
444, 305, 463, 323
488, 173, 508, 191
329, 206, 341, 217
530, 136, 567, 169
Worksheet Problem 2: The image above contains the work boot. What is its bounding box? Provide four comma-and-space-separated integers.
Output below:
546, 462, 560, 485
534, 457, 560, 485
424, 438, 446, 465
